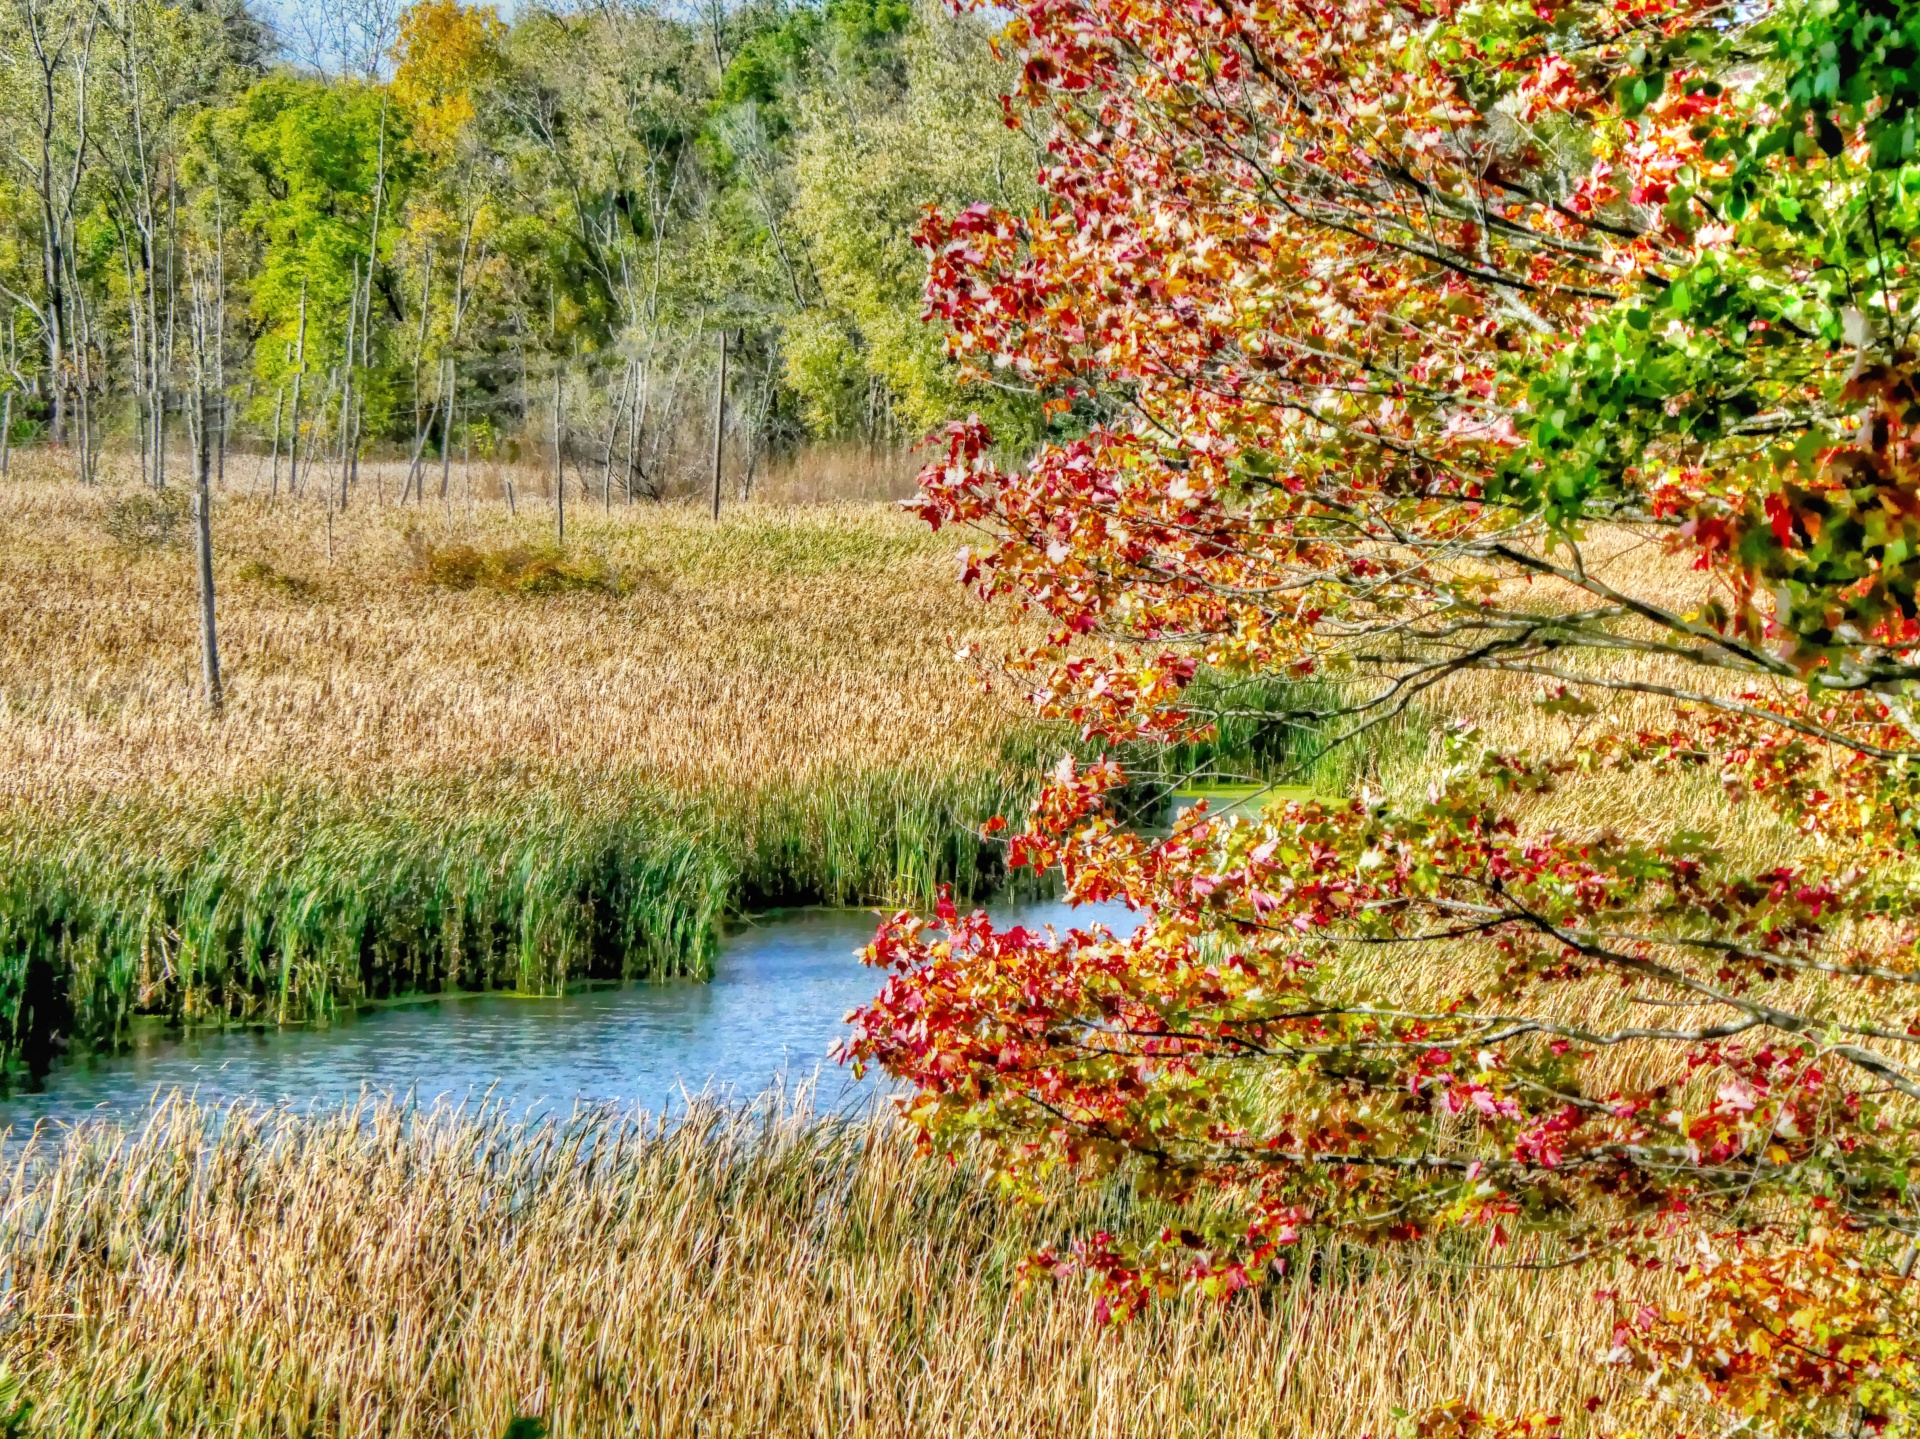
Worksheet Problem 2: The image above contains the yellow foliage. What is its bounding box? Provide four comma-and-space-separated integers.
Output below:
391, 0, 506, 160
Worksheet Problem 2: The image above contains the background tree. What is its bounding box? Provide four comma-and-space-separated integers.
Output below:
0, 0, 1029, 493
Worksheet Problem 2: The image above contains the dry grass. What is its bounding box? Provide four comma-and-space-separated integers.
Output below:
749, 444, 925, 505
0, 470, 1767, 1436
0, 1096, 1642, 1439
0, 459, 1024, 805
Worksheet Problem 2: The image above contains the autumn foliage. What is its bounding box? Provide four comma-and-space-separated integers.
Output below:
842, 0, 1920, 1432
390, 0, 507, 160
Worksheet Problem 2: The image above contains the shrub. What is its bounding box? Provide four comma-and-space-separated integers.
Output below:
236, 558, 322, 599
407, 532, 619, 596
101, 489, 188, 554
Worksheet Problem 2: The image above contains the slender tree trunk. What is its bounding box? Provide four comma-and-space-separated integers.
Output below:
268, 385, 283, 501
405, 370, 437, 503
624, 361, 642, 502
348, 393, 362, 499
161, 183, 177, 488
552, 367, 564, 547
74, 357, 90, 485
601, 360, 633, 511
438, 356, 454, 501
155, 384, 168, 487
214, 189, 227, 490
347, 262, 364, 499
118, 226, 146, 484
193, 384, 222, 712
338, 262, 358, 511
406, 250, 434, 501
517, 331, 529, 441
411, 249, 432, 431
710, 329, 727, 522
28, 8, 67, 448
1, 391, 10, 475
317, 368, 338, 504
361, 104, 388, 372
118, 0, 163, 491
633, 344, 654, 498
287, 281, 307, 494
299, 400, 322, 493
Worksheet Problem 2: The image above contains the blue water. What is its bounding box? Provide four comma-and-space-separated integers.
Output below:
0, 897, 1139, 1136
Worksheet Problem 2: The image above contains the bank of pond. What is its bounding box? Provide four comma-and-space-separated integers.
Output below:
1, 675, 1411, 1111
0, 897, 1137, 1134
0, 762, 1035, 1089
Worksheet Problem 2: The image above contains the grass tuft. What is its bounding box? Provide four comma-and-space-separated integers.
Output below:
99, 488, 188, 554
234, 558, 323, 599
406, 532, 622, 596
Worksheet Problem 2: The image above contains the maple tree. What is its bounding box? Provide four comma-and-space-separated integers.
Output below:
842, 0, 1920, 1431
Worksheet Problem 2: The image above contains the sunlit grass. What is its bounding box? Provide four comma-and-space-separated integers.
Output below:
0, 469, 1043, 1068
0, 466, 1023, 801
0, 1096, 1631, 1438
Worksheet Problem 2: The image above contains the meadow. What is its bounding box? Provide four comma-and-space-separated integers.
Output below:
0, 465, 1748, 1437
0, 458, 1042, 1070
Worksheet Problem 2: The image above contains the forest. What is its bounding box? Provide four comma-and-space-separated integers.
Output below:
0, 0, 1035, 497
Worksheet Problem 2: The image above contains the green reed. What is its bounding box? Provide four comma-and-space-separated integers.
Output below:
0, 672, 1422, 1082
0, 759, 1036, 1079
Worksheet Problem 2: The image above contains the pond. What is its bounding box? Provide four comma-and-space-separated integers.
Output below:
0, 896, 1140, 1136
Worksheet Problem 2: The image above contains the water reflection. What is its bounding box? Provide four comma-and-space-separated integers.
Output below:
0, 896, 1139, 1135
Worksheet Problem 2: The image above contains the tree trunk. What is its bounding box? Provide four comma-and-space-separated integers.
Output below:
214, 190, 227, 490
405, 376, 434, 502
287, 282, 307, 494
624, 361, 642, 502
193, 385, 222, 713
710, 329, 727, 522
338, 263, 358, 511
438, 357, 455, 502
268, 385, 283, 500
601, 360, 630, 512
29, 12, 67, 449
553, 367, 565, 547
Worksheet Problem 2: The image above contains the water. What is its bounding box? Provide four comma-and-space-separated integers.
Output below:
0, 897, 1139, 1136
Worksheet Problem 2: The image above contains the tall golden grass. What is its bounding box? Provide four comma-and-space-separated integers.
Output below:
0, 458, 1022, 803
0, 1095, 1640, 1438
